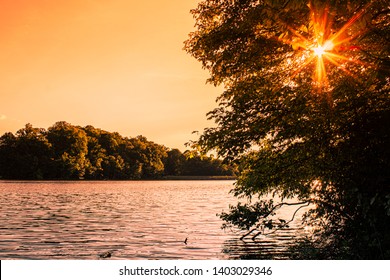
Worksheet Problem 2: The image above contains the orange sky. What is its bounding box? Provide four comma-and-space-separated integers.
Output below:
0, 0, 220, 150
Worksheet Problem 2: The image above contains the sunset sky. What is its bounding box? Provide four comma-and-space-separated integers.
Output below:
0, 0, 221, 150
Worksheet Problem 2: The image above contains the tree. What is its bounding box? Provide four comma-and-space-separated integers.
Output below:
128, 136, 168, 179
83, 125, 107, 179
181, 150, 237, 176
0, 124, 51, 179
185, 0, 390, 258
164, 149, 186, 176
0, 122, 237, 180
47, 121, 89, 179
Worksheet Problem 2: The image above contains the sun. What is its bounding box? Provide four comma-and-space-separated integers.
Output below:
313, 45, 326, 57
279, 2, 372, 89
312, 41, 334, 57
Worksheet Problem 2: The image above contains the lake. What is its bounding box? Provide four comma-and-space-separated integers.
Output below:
0, 180, 306, 259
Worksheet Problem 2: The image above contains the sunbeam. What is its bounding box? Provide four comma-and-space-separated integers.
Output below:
279, 1, 373, 89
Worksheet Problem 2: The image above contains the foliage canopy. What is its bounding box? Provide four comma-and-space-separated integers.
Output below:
0, 122, 236, 180
185, 0, 390, 258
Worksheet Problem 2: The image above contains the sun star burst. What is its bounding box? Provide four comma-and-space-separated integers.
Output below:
313, 40, 334, 57
280, 2, 372, 90
313, 45, 326, 57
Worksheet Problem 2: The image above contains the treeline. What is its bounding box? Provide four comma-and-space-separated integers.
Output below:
0, 122, 236, 180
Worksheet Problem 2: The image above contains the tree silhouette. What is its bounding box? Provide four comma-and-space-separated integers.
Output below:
185, 0, 390, 258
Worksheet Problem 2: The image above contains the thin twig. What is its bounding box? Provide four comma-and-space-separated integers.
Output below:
240, 200, 312, 240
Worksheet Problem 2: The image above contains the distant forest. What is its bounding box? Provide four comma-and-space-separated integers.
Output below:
0, 122, 237, 180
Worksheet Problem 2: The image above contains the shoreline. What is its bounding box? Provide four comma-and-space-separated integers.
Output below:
161, 175, 236, 180
0, 176, 237, 182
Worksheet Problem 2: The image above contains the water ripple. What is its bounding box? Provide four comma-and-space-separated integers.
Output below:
0, 180, 305, 259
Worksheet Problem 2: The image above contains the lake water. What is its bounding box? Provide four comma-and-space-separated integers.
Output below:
0, 180, 306, 260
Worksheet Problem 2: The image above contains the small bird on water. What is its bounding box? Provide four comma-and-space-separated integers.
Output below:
184, 238, 188, 245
